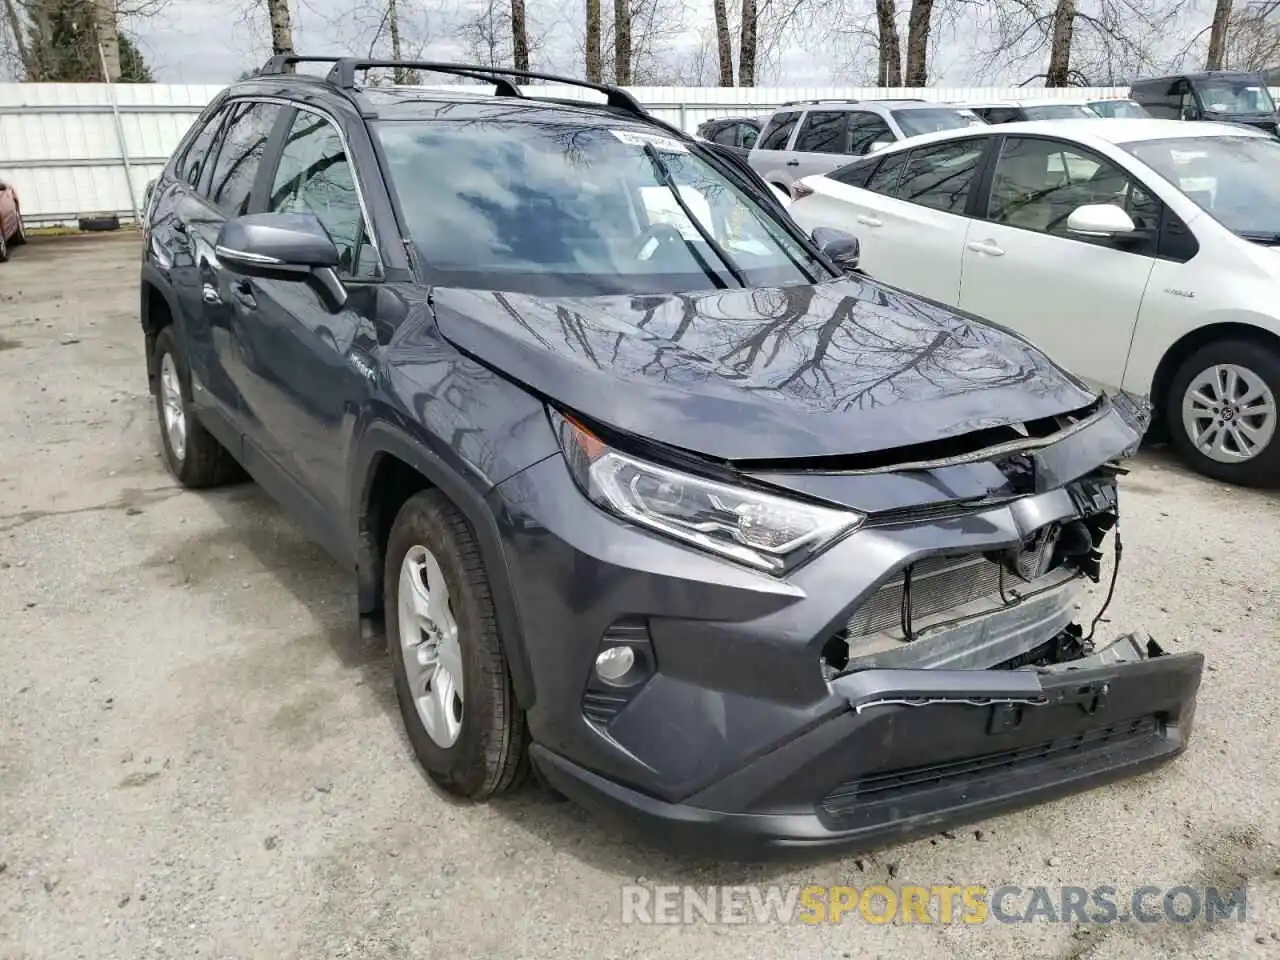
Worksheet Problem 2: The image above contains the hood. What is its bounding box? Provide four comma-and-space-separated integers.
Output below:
426, 278, 1099, 463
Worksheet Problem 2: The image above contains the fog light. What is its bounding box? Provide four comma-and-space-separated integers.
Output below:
594, 645, 635, 684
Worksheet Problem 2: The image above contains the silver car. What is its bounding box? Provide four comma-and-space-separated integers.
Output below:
748, 99, 985, 193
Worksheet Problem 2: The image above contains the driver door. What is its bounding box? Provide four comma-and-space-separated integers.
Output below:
957, 136, 1159, 390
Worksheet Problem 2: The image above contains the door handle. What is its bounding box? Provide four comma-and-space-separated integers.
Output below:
232, 279, 257, 309
856, 215, 884, 227
786, 160, 799, 167
201, 283, 222, 305
967, 239, 1005, 256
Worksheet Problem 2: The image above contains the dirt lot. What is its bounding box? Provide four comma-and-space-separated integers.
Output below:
1, 235, 1278, 959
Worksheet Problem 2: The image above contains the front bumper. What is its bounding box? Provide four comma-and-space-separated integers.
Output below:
532, 637, 1202, 858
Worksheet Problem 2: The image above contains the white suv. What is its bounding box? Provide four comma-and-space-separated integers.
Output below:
747, 99, 984, 194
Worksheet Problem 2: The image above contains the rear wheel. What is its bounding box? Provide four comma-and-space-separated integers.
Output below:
1165, 338, 1280, 487
0, 228, 8, 263
10, 210, 25, 246
152, 326, 241, 488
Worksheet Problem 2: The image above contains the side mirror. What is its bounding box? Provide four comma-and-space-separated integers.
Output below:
1066, 203, 1136, 239
215, 212, 347, 311
811, 226, 860, 271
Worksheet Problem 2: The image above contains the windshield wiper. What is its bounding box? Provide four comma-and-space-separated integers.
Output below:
1238, 230, 1280, 245
642, 142, 748, 288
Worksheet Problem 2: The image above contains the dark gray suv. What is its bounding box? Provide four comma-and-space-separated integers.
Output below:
139, 55, 1202, 858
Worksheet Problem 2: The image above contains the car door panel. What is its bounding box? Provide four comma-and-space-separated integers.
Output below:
749, 110, 802, 188
957, 136, 1157, 391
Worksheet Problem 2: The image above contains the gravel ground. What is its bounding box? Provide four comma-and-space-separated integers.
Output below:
1, 235, 1278, 960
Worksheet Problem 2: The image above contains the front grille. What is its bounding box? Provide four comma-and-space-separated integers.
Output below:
821, 714, 1162, 819
846, 531, 1057, 641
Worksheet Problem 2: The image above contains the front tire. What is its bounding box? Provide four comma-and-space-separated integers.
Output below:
152, 326, 240, 488
10, 210, 25, 246
385, 490, 527, 799
1165, 338, 1280, 487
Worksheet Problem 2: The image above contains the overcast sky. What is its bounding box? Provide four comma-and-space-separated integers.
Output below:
126, 0, 1219, 88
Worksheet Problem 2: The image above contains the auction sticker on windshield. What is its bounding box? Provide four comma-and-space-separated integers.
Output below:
610, 129, 689, 152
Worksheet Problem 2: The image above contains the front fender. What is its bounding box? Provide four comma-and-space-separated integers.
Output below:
349, 417, 545, 709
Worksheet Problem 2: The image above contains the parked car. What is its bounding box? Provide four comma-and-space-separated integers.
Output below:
694, 115, 765, 156
0, 177, 27, 262
965, 99, 1101, 123
1129, 71, 1278, 134
140, 57, 1201, 857
788, 117, 1280, 486
748, 98, 985, 193
1084, 97, 1152, 119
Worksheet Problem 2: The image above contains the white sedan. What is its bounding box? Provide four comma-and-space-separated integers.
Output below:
790, 117, 1280, 487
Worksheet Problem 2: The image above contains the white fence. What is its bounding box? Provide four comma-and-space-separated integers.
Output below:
0, 82, 1139, 226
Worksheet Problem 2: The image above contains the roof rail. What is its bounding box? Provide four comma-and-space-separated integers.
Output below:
255, 54, 346, 76
864, 97, 927, 102
324, 58, 649, 118
779, 97, 859, 107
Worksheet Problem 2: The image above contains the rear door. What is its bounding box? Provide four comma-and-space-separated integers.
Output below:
796, 137, 990, 304
189, 100, 289, 428
957, 135, 1158, 390
748, 110, 802, 188
788, 109, 853, 179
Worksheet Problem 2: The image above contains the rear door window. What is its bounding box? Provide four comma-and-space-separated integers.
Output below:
792, 111, 849, 154
205, 101, 284, 217
864, 151, 907, 194
757, 112, 800, 150
174, 106, 230, 194
895, 140, 986, 214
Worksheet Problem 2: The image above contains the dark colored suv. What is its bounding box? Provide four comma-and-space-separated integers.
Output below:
140, 55, 1203, 858
1129, 71, 1279, 134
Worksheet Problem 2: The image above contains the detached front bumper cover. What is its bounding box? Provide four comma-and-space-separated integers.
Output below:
532, 633, 1202, 860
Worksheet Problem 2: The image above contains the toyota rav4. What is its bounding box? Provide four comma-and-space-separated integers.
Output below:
139, 55, 1204, 858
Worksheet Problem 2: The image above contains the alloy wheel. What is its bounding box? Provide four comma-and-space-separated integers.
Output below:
397, 544, 464, 748
1181, 362, 1276, 464
159, 352, 187, 462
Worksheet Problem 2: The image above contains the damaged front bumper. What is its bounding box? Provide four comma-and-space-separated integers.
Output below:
533, 634, 1202, 859
501, 387, 1201, 858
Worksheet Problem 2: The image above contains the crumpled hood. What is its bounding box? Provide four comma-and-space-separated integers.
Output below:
426, 277, 1099, 462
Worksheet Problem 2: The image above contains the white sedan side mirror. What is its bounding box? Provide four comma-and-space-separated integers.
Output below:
1066, 203, 1136, 238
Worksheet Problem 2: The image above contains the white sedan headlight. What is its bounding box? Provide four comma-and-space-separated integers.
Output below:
553, 410, 862, 573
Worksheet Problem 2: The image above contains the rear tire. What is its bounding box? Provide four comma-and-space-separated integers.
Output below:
152, 326, 241, 488
0, 229, 8, 263
9, 210, 25, 246
385, 490, 528, 799
1165, 338, 1280, 488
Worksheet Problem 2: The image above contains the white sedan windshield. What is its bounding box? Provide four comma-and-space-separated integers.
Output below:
1122, 135, 1280, 238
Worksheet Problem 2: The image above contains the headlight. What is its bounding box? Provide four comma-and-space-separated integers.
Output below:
552, 410, 862, 573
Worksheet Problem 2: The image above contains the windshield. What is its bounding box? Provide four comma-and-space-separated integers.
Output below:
1022, 104, 1101, 120
891, 107, 985, 137
1122, 134, 1280, 237
1089, 99, 1151, 119
375, 119, 821, 296
1194, 78, 1275, 115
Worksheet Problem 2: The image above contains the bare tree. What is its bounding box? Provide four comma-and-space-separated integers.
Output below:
903, 0, 932, 84
1206, 0, 1233, 68
511, 0, 528, 68
266, 0, 293, 63
1221, 2, 1280, 68
585, 0, 602, 80
1045, 0, 1076, 85
614, 0, 632, 82
714, 0, 732, 84
875, 0, 902, 84
738, 0, 757, 84
971, 0, 1193, 88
